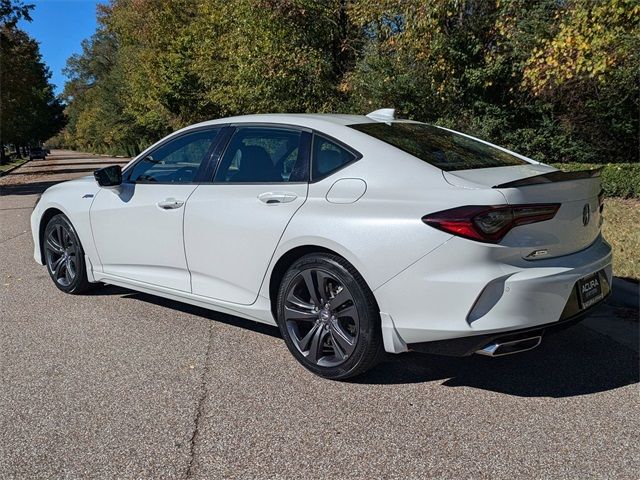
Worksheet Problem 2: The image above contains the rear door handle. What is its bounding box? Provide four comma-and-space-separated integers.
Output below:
257, 191, 298, 205
157, 198, 185, 209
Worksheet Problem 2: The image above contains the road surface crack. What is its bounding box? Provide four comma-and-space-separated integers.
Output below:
185, 321, 214, 479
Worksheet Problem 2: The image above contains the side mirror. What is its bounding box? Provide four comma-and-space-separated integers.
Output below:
94, 165, 122, 187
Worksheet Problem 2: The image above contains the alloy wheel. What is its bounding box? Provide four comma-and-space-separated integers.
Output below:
45, 222, 79, 288
283, 268, 360, 367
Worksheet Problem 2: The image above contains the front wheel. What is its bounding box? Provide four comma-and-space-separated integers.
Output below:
43, 214, 92, 294
276, 253, 383, 380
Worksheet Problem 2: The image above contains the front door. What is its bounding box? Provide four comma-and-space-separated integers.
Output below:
184, 126, 310, 304
90, 128, 221, 291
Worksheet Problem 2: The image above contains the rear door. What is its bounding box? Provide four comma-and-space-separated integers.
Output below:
184, 125, 310, 304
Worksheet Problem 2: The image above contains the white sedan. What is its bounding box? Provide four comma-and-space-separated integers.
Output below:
30, 109, 612, 379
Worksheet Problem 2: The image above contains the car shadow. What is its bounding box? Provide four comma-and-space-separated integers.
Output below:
102, 286, 282, 339
355, 327, 638, 397
0, 181, 62, 196
88, 283, 638, 397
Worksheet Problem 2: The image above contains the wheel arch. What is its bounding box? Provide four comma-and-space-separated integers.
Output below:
267, 244, 380, 320
37, 207, 65, 263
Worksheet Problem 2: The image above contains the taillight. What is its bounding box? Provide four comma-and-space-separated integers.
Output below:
422, 204, 560, 243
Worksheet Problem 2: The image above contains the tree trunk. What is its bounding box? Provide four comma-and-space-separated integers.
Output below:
0, 141, 6, 165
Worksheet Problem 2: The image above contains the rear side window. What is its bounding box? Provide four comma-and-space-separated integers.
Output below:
312, 135, 357, 180
348, 122, 528, 171
214, 127, 307, 183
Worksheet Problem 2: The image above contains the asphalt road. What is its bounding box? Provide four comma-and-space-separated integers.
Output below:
1, 150, 638, 479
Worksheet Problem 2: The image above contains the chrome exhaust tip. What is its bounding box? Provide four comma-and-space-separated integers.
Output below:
476, 335, 542, 357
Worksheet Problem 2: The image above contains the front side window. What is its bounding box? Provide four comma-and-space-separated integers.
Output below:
128, 128, 220, 183
312, 135, 357, 180
349, 122, 529, 171
214, 127, 306, 183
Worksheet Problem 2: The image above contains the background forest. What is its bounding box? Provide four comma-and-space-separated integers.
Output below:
54, 0, 639, 169
2, 0, 638, 170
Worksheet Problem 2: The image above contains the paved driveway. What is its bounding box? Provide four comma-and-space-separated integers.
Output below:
1, 151, 638, 478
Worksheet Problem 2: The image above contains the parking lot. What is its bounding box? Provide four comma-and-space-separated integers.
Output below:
1, 151, 638, 478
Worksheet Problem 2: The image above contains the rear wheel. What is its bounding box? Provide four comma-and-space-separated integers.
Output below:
43, 214, 91, 294
276, 253, 383, 380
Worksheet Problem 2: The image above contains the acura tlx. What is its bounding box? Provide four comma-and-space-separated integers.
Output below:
30, 109, 611, 379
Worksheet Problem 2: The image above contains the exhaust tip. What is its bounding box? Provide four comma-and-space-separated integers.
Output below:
476, 335, 542, 357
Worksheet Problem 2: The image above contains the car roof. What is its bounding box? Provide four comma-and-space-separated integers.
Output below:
187, 113, 381, 130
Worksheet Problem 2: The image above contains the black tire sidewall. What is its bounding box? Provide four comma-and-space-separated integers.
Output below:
276, 253, 381, 380
44, 214, 89, 294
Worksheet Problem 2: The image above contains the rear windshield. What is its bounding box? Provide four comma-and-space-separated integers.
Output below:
348, 122, 529, 171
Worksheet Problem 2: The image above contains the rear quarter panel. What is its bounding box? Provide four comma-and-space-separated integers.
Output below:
259, 128, 509, 299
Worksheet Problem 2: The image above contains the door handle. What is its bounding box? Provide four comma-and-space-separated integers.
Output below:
257, 191, 298, 205
157, 198, 185, 209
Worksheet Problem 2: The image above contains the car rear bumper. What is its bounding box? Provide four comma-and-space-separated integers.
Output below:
407, 289, 609, 356
375, 235, 613, 350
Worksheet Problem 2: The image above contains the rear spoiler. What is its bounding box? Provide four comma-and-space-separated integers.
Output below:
493, 168, 602, 189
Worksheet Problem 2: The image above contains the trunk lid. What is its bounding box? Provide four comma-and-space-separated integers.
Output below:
443, 166, 603, 259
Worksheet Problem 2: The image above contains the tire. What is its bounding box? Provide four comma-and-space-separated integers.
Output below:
276, 253, 383, 380
43, 214, 92, 294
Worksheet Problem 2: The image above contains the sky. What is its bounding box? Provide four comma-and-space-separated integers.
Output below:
19, 0, 102, 96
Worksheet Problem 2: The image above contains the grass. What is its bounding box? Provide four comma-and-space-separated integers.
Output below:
0, 156, 29, 175
602, 198, 640, 282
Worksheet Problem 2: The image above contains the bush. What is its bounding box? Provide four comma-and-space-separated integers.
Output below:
551, 163, 640, 198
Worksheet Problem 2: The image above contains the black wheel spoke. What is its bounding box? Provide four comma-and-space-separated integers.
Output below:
307, 326, 326, 363
286, 290, 315, 310
283, 305, 317, 322
328, 287, 350, 311
51, 256, 64, 277
46, 237, 63, 254
329, 322, 355, 357
336, 304, 358, 320
67, 258, 76, 278
298, 323, 320, 351
64, 263, 72, 283
56, 225, 64, 246
301, 270, 322, 307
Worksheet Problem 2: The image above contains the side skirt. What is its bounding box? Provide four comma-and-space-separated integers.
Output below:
93, 272, 277, 326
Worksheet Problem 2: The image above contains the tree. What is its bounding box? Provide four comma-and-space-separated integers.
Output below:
1, 1, 65, 162
56, 0, 638, 164
0, 27, 66, 160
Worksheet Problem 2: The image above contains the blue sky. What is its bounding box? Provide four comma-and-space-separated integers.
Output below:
20, 0, 102, 95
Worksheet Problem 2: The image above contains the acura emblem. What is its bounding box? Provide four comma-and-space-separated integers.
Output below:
582, 204, 590, 226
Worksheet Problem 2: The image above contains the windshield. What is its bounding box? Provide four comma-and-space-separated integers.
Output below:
348, 122, 529, 171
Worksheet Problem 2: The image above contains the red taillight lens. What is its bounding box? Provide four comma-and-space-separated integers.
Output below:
422, 204, 560, 243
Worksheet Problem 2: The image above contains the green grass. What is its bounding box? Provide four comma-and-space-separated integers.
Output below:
0, 157, 29, 175
602, 198, 640, 281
